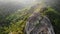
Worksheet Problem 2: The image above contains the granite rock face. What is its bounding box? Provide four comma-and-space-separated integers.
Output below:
25, 12, 55, 34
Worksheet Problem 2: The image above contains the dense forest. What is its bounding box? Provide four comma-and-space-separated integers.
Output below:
0, 0, 60, 34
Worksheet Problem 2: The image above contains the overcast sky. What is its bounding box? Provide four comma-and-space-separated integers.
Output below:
0, 0, 58, 8
0, 0, 37, 4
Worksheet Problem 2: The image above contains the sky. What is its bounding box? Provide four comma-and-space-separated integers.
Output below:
0, 0, 41, 7
0, 0, 57, 8
0, 0, 36, 4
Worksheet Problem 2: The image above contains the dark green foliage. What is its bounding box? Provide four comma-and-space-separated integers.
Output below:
43, 7, 60, 34
0, 8, 30, 34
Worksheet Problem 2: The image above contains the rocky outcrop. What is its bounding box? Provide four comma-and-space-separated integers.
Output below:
25, 11, 55, 34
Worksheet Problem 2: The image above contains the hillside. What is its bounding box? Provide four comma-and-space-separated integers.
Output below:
0, 0, 60, 34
